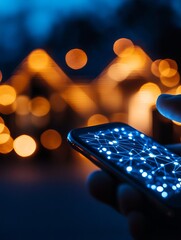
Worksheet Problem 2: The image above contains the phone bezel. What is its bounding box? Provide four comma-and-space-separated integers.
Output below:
67, 122, 181, 216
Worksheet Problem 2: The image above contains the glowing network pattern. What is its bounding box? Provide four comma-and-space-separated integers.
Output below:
80, 125, 181, 199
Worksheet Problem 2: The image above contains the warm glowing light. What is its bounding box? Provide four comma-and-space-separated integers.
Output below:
87, 114, 109, 126
65, 48, 88, 70
13, 135, 36, 157
29, 97, 50, 117
0, 117, 5, 133
160, 72, 180, 88
28, 49, 50, 71
0, 133, 10, 144
0, 125, 11, 144
151, 60, 161, 77
0, 70, 2, 82
49, 93, 67, 112
122, 47, 147, 70
0, 85, 16, 106
139, 83, 161, 105
173, 120, 181, 126
40, 129, 62, 150
176, 85, 181, 94
108, 63, 130, 81
61, 84, 97, 116
0, 136, 13, 154
159, 59, 178, 78
108, 47, 147, 81
113, 38, 134, 57
128, 92, 153, 135
16, 95, 30, 115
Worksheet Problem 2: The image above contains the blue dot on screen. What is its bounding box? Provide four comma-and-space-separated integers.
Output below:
106, 151, 111, 155
126, 166, 132, 172
157, 186, 164, 192
161, 192, 168, 198
142, 172, 147, 177
114, 128, 119, 132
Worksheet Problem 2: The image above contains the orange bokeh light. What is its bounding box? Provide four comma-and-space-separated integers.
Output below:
159, 59, 178, 78
40, 129, 62, 150
160, 72, 180, 88
139, 82, 161, 105
13, 135, 37, 157
108, 63, 130, 81
151, 59, 161, 78
61, 85, 96, 116
0, 136, 13, 154
0, 117, 5, 133
0, 133, 10, 145
87, 114, 109, 126
29, 97, 50, 117
65, 48, 88, 70
108, 46, 147, 82
28, 49, 50, 71
0, 85, 16, 106
113, 38, 134, 57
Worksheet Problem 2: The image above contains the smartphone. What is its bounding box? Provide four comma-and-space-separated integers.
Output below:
67, 122, 181, 217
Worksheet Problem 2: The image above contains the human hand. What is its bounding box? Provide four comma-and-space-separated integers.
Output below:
87, 94, 181, 240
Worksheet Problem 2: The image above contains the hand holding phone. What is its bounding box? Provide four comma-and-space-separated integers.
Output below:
67, 122, 181, 217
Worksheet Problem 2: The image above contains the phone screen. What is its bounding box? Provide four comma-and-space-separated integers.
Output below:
74, 124, 181, 200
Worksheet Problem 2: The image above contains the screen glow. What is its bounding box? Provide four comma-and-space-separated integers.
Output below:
79, 125, 181, 199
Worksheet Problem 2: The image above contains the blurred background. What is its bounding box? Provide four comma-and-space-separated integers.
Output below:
1, 0, 181, 239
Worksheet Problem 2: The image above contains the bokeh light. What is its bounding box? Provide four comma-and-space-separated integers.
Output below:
27, 49, 50, 71
151, 59, 161, 78
139, 82, 161, 105
29, 97, 50, 117
108, 63, 130, 81
113, 38, 134, 57
0, 136, 13, 154
160, 72, 180, 88
87, 114, 109, 126
159, 59, 178, 78
61, 85, 96, 116
0, 133, 10, 145
0, 117, 5, 133
0, 85, 16, 106
13, 135, 37, 157
108, 47, 147, 82
65, 48, 88, 70
40, 129, 62, 150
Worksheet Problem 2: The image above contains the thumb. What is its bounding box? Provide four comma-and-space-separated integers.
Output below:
156, 94, 181, 122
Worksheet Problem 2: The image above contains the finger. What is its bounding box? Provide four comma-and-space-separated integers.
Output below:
87, 170, 118, 209
117, 184, 144, 215
156, 94, 181, 122
166, 143, 181, 155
